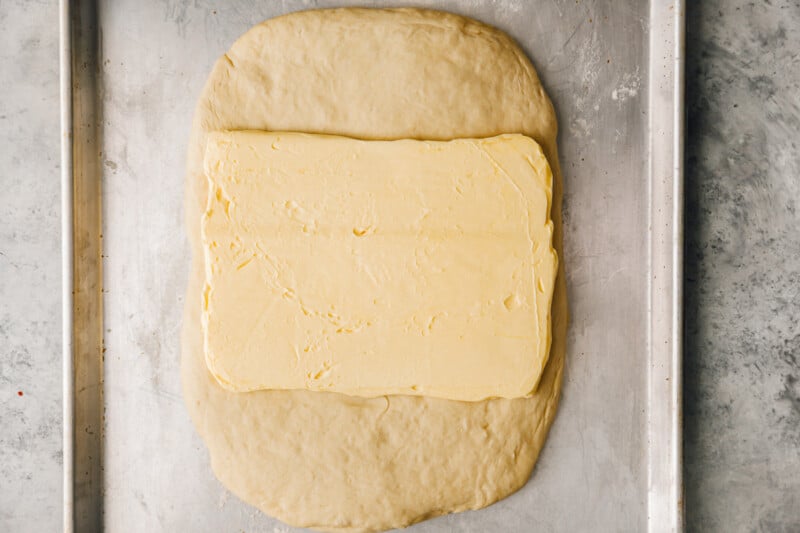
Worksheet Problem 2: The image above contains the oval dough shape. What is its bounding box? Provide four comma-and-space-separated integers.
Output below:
182, 8, 567, 532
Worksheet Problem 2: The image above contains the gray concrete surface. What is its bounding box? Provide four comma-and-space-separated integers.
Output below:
0, 1, 63, 532
684, 1, 800, 532
1, 1, 799, 532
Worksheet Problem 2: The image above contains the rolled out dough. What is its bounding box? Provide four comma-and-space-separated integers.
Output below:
182, 8, 567, 532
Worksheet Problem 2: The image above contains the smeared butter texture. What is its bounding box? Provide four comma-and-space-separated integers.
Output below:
201, 131, 556, 401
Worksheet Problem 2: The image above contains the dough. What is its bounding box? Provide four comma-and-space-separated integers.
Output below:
201, 131, 557, 401
182, 8, 567, 532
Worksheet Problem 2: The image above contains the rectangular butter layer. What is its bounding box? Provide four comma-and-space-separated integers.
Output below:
201, 131, 557, 401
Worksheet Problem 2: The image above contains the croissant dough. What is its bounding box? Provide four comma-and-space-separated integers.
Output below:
181, 8, 567, 532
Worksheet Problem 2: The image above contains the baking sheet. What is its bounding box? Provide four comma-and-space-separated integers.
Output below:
62, 1, 684, 531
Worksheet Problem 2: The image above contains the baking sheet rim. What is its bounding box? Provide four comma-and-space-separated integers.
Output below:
59, 1, 685, 531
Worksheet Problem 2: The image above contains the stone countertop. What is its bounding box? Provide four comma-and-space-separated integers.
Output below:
0, 1, 63, 531
684, 1, 800, 530
0, 1, 798, 531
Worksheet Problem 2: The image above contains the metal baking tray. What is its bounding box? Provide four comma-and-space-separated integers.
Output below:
61, 0, 684, 531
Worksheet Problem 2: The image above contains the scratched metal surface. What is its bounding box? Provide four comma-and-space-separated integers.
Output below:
67, 1, 681, 531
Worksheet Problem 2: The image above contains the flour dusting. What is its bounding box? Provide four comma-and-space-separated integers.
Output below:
612, 68, 641, 103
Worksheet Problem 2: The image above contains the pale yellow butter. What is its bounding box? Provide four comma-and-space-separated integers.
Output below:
201, 131, 556, 401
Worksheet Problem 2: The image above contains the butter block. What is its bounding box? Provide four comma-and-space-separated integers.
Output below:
201, 131, 557, 401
